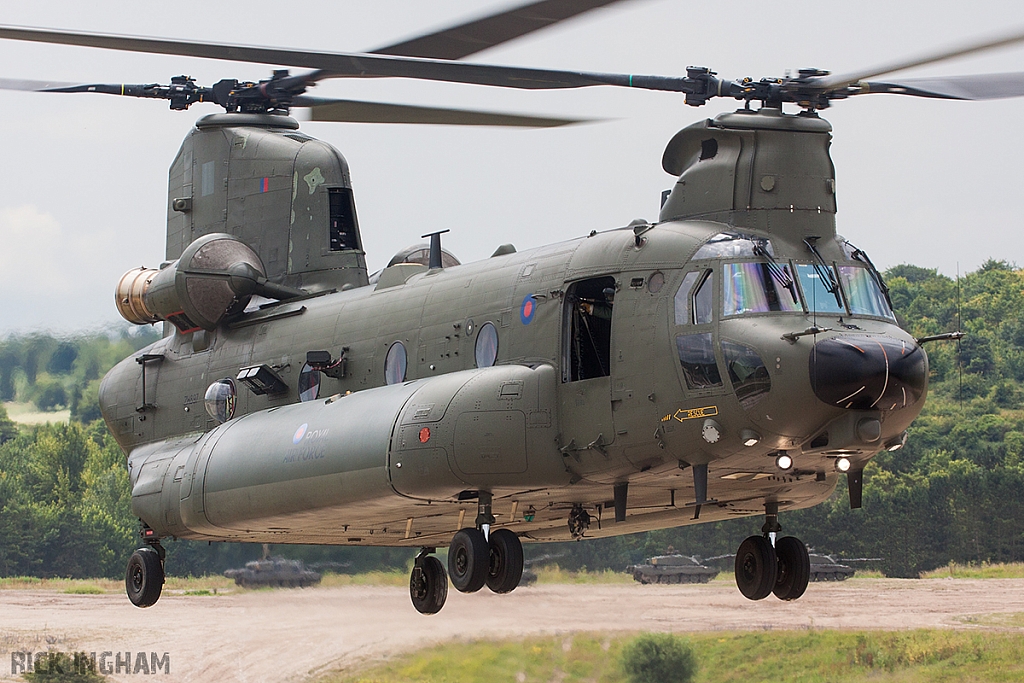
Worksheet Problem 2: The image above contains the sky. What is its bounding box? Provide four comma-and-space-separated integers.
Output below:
0, 0, 1022, 335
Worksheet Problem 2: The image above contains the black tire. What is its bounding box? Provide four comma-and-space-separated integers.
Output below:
125, 547, 164, 608
448, 528, 489, 593
410, 555, 448, 615
734, 535, 777, 600
773, 536, 810, 601
486, 529, 524, 594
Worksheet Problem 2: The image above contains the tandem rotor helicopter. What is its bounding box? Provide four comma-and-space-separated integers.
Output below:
1, 0, 1020, 614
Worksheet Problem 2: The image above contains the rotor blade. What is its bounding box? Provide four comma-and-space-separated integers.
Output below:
0, 77, 79, 91
814, 26, 1024, 92
0, 25, 689, 92
293, 96, 590, 127
860, 72, 1024, 100
371, 0, 631, 59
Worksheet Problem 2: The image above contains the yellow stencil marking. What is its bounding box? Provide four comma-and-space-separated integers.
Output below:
674, 406, 719, 422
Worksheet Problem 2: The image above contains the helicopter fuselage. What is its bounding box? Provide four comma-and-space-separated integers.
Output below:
100, 211, 925, 547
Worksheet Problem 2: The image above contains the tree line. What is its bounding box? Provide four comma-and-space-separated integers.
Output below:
1, 261, 1022, 578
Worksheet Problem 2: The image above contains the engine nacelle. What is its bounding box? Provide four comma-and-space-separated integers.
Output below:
115, 233, 300, 332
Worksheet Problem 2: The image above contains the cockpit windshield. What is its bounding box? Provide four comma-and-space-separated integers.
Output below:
723, 262, 801, 316
795, 263, 846, 315
692, 233, 896, 320
839, 266, 895, 319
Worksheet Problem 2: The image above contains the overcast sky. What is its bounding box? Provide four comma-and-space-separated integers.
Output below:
0, 0, 1022, 335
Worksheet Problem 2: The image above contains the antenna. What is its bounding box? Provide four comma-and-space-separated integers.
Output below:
957, 262, 963, 410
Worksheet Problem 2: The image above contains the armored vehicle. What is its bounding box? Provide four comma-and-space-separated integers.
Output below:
628, 555, 719, 584
224, 557, 322, 588
808, 554, 856, 581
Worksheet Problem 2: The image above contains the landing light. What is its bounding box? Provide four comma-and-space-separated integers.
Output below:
886, 431, 909, 452
775, 453, 793, 471
835, 457, 852, 473
740, 429, 761, 447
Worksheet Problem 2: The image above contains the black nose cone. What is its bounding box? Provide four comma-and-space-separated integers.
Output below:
810, 336, 928, 411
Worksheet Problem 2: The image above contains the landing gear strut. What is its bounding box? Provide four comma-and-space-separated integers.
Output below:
734, 502, 809, 602
410, 493, 526, 613
125, 533, 164, 608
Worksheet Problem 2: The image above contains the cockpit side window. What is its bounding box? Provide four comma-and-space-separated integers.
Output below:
676, 333, 722, 390
674, 271, 700, 325
693, 270, 713, 324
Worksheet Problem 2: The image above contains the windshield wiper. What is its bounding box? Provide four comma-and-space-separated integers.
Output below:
849, 244, 894, 310
803, 237, 843, 308
752, 241, 800, 305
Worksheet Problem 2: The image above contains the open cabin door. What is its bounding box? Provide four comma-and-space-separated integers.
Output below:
559, 276, 616, 465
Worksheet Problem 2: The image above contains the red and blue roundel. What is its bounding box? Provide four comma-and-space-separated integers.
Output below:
520, 294, 537, 325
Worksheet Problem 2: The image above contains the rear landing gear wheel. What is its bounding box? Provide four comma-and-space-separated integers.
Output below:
125, 547, 164, 608
410, 555, 448, 615
486, 529, 524, 594
773, 536, 810, 601
448, 528, 489, 593
735, 535, 777, 601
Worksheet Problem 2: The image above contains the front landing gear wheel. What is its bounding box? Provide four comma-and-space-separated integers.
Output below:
125, 547, 164, 608
410, 555, 448, 615
735, 535, 777, 601
448, 528, 489, 593
486, 529, 524, 594
773, 536, 810, 601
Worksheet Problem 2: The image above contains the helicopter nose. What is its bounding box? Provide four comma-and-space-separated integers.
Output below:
809, 336, 927, 411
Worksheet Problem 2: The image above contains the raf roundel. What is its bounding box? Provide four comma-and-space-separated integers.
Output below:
293, 423, 308, 445
520, 294, 537, 325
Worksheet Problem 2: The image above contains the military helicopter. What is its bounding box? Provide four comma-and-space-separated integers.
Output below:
0, 0, 1017, 615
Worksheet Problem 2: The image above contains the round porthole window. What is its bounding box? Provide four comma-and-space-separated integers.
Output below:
298, 363, 321, 402
385, 341, 407, 385
204, 379, 236, 423
648, 271, 665, 294
475, 322, 498, 368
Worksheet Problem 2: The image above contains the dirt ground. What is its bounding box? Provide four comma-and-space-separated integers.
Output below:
2, 578, 1023, 683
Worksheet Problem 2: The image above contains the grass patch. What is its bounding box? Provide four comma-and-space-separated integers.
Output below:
320, 630, 1024, 683
0, 577, 121, 593
533, 565, 634, 585
920, 562, 1024, 579
957, 612, 1024, 628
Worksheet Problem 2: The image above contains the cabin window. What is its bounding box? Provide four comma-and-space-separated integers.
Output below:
722, 262, 800, 316
204, 379, 236, 423
838, 266, 894, 319
721, 340, 771, 408
298, 363, 321, 402
475, 322, 499, 368
384, 341, 407, 385
563, 276, 615, 382
328, 187, 360, 252
675, 333, 722, 390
